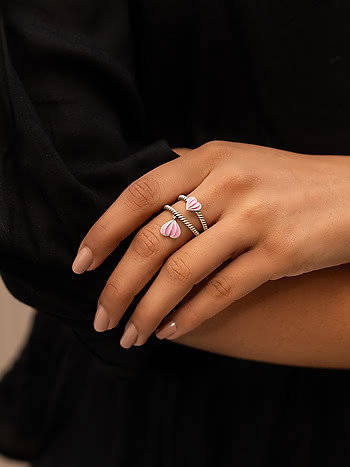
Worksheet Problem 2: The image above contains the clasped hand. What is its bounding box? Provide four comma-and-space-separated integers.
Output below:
72, 140, 350, 347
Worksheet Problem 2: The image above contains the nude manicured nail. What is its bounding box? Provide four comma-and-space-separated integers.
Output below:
155, 320, 177, 339
72, 246, 93, 274
120, 322, 138, 349
94, 304, 109, 332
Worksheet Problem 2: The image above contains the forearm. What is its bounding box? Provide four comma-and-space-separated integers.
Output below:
170, 262, 350, 369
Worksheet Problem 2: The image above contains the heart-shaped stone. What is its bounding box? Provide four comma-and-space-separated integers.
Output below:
186, 196, 202, 211
160, 219, 181, 238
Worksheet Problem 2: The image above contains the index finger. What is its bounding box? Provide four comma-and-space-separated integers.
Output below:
72, 144, 211, 273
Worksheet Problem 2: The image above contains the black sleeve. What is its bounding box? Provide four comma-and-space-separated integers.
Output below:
0, 2, 181, 376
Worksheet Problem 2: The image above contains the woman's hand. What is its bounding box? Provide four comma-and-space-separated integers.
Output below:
71, 140, 350, 347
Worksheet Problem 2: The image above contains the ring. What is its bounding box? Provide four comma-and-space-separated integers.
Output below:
177, 195, 208, 231
160, 195, 208, 239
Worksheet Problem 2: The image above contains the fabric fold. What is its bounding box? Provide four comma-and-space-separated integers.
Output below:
0, 4, 180, 372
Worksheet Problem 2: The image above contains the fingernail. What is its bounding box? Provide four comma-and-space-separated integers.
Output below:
155, 320, 177, 339
107, 321, 115, 330
72, 246, 93, 274
94, 304, 109, 332
120, 322, 138, 349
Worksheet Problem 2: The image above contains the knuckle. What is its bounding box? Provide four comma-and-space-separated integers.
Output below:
201, 140, 232, 170
264, 247, 294, 280
219, 169, 261, 194
205, 274, 233, 299
132, 227, 160, 259
262, 229, 298, 269
203, 140, 230, 151
240, 198, 271, 224
95, 221, 110, 233
279, 236, 299, 266
104, 280, 122, 299
123, 176, 160, 210
165, 254, 192, 283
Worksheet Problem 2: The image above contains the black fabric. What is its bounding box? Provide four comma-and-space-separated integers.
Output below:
0, 0, 350, 465
0, 0, 182, 376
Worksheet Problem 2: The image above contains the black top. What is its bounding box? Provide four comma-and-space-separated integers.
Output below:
1, 1, 350, 466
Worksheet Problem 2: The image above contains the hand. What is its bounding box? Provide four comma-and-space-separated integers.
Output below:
71, 140, 350, 348
171, 147, 192, 157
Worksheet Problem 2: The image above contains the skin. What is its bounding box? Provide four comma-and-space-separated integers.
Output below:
71, 140, 350, 352
170, 261, 350, 369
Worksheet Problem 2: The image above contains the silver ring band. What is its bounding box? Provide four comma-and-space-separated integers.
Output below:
163, 205, 200, 236
160, 194, 208, 239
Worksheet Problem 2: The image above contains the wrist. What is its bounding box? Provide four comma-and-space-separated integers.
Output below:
311, 153, 350, 265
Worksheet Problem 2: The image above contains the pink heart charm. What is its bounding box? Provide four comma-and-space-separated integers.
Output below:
160, 219, 181, 238
186, 196, 202, 211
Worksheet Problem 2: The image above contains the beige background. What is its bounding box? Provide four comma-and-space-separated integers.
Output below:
0, 277, 34, 467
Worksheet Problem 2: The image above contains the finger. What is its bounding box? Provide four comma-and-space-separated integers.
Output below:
72, 144, 212, 274
94, 183, 221, 332
119, 217, 259, 348
154, 247, 273, 341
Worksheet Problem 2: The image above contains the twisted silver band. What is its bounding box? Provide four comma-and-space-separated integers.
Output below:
177, 194, 208, 231
163, 205, 200, 236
